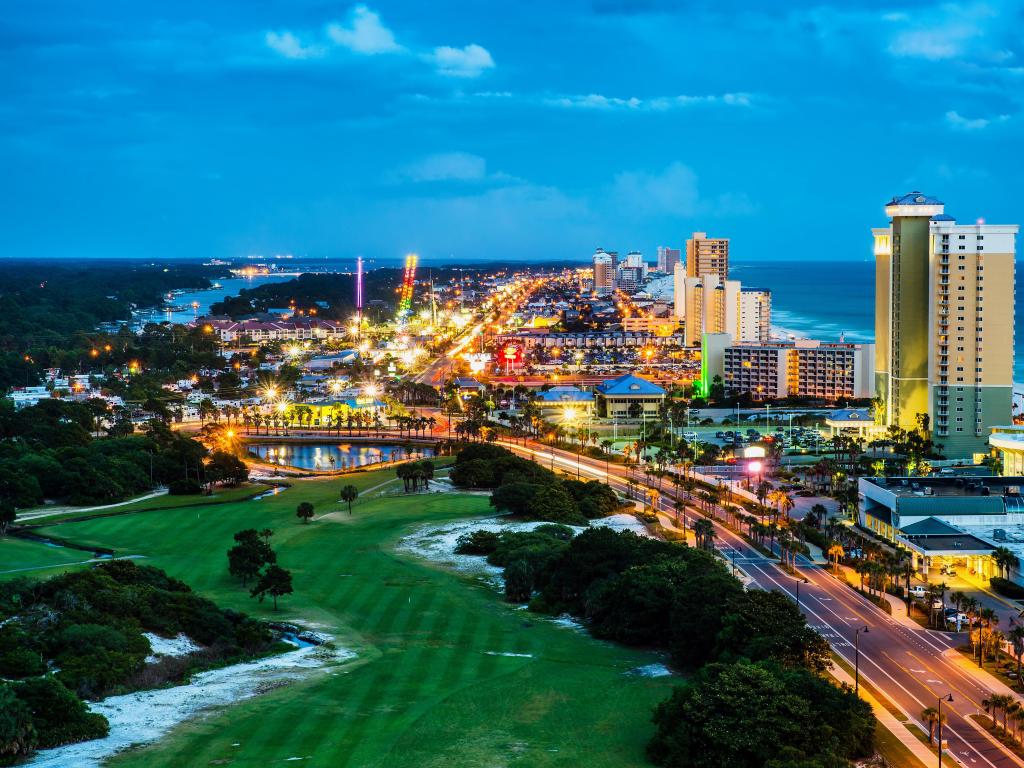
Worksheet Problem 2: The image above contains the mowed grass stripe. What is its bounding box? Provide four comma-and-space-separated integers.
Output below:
21, 478, 674, 768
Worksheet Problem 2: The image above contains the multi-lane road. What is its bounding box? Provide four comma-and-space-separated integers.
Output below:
499, 439, 1024, 768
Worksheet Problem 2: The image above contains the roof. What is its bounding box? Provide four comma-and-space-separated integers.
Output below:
888, 191, 944, 207
453, 377, 485, 389
931, 214, 956, 222
900, 517, 964, 536
595, 373, 666, 397
827, 408, 873, 423
535, 386, 595, 403
901, 533, 994, 553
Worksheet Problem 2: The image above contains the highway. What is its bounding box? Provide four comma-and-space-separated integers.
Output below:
499, 438, 1024, 768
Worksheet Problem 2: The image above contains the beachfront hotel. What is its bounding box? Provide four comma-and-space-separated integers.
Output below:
873, 192, 1018, 460
685, 231, 729, 281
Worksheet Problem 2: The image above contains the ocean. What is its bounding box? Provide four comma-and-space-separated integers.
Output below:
731, 260, 1023, 382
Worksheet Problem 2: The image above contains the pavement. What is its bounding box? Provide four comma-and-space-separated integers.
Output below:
499, 439, 1024, 768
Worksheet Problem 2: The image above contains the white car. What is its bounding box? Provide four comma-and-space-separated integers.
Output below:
908, 585, 928, 598
682, 431, 698, 440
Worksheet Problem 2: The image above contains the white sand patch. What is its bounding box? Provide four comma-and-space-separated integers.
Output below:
396, 516, 558, 586
143, 632, 200, 663
630, 663, 673, 678
27, 643, 353, 768
590, 513, 654, 537
550, 614, 587, 633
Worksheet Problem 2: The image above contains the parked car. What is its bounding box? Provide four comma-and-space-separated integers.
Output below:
682, 431, 698, 440
908, 585, 928, 598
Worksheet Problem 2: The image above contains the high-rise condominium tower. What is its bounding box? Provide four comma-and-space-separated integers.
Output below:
657, 246, 681, 274
686, 232, 729, 281
592, 249, 616, 295
873, 192, 1017, 459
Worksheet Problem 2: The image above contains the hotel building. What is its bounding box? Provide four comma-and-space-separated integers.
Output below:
686, 231, 729, 281
592, 249, 616, 295
702, 333, 874, 401
674, 270, 771, 346
873, 192, 1017, 460
657, 246, 681, 274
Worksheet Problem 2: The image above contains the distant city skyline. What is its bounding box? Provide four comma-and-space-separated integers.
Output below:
3, 1, 1023, 261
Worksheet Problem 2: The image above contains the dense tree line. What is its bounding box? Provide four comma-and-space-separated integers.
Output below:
0, 561, 274, 763
0, 260, 223, 389
456, 524, 874, 767
450, 444, 621, 526
209, 271, 399, 321
0, 402, 247, 510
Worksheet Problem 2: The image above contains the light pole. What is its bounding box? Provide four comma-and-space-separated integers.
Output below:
794, 576, 809, 611
854, 625, 869, 694
936, 692, 953, 768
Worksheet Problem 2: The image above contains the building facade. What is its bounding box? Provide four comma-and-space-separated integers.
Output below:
594, 373, 667, 419
703, 334, 874, 401
874, 192, 1017, 460
685, 231, 729, 281
657, 246, 681, 274
592, 249, 616, 295
738, 288, 771, 343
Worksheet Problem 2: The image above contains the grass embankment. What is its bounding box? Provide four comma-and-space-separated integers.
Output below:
7, 465, 672, 768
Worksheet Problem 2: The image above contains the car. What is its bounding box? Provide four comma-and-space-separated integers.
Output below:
682, 431, 698, 440
931, 599, 944, 610
908, 585, 928, 598
715, 431, 725, 438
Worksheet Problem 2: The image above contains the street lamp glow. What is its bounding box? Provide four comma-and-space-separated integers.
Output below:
264, 386, 279, 399
276, 401, 289, 414
562, 407, 578, 422
748, 460, 763, 475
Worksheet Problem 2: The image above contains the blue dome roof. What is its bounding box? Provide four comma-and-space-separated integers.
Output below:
888, 191, 944, 206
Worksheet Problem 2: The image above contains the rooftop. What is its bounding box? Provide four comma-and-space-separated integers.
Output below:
595, 373, 667, 397
887, 191, 944, 207
865, 475, 1024, 498
827, 408, 873, 424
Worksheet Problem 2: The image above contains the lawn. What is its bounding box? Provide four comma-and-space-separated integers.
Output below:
16, 465, 673, 768
0, 536, 95, 576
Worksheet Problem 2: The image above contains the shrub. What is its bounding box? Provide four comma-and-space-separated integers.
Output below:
454, 530, 500, 555
167, 478, 202, 495
14, 676, 108, 748
505, 560, 534, 602
990, 577, 1024, 599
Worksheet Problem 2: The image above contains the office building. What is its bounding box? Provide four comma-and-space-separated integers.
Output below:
657, 246, 681, 274
873, 192, 1017, 459
592, 249, 616, 295
617, 265, 644, 292
686, 231, 729, 281
702, 334, 874, 401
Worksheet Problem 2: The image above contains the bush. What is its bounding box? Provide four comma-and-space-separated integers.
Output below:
990, 577, 1024, 599
14, 676, 108, 748
454, 530, 500, 555
167, 478, 202, 495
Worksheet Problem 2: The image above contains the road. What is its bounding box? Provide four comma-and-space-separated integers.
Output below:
500, 439, 1024, 768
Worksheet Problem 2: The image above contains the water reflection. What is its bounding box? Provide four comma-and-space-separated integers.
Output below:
248, 443, 434, 470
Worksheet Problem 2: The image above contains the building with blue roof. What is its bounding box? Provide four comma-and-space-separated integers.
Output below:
594, 373, 666, 419
534, 385, 595, 418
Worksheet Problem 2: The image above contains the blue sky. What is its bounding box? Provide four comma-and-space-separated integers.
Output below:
2, 0, 1023, 263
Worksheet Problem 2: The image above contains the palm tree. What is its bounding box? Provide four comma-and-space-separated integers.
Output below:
339, 484, 359, 515
827, 543, 845, 573
693, 518, 715, 551
1010, 626, 1024, 689
922, 707, 945, 745
993, 546, 1020, 580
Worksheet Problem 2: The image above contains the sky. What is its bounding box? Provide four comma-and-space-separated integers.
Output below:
2, 0, 1023, 263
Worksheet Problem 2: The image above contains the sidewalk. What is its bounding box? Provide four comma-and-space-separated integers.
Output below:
830, 664, 931, 768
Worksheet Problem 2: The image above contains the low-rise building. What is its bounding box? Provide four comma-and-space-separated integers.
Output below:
594, 373, 666, 419
534, 386, 596, 418
702, 334, 875, 401
859, 475, 1024, 582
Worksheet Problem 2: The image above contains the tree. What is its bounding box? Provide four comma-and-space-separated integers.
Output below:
993, 546, 1020, 580
693, 518, 715, 551
714, 590, 831, 672
340, 485, 358, 515
296, 501, 314, 524
1011, 626, 1024, 688
250, 565, 293, 610
0, 683, 35, 763
227, 528, 276, 586
922, 707, 945, 745
0, 502, 15, 535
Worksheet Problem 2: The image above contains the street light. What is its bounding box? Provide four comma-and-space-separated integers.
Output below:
936, 692, 953, 768
793, 576, 809, 611
854, 625, 869, 694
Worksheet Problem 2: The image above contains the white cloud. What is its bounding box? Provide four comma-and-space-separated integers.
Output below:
429, 44, 495, 78
945, 110, 1010, 130
399, 152, 488, 182
610, 162, 756, 218
326, 5, 403, 54
265, 30, 324, 60
545, 92, 754, 111
887, 3, 999, 61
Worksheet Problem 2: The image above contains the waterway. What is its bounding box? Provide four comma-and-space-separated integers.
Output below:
248, 442, 435, 471
133, 273, 298, 327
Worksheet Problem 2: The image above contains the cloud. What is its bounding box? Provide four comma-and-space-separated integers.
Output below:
398, 152, 488, 182
326, 5, 403, 54
610, 162, 755, 218
944, 110, 1010, 130
545, 92, 753, 110
886, 3, 1007, 62
264, 31, 324, 60
429, 44, 495, 78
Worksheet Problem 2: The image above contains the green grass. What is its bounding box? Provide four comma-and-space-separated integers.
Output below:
14, 465, 673, 768
0, 536, 95, 576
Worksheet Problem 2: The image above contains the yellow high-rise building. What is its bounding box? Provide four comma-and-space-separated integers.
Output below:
874, 192, 1017, 460
685, 232, 729, 282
